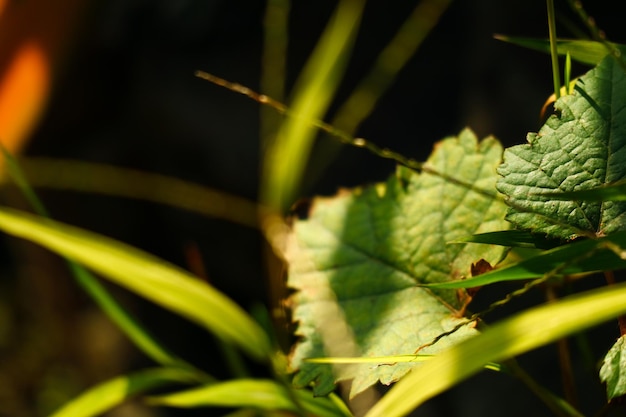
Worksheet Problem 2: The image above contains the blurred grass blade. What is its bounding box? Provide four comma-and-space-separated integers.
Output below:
11, 157, 261, 228
494, 35, 625, 66
430, 231, 626, 289
147, 378, 352, 417
0, 206, 272, 361
49, 367, 200, 417
307, 0, 452, 182
365, 282, 626, 417
2, 148, 193, 369
261, 0, 289, 146
261, 0, 366, 212
332, 0, 452, 134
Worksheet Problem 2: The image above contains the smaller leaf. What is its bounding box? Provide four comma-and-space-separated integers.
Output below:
600, 335, 626, 401
494, 35, 625, 66
49, 368, 201, 417
147, 379, 352, 417
428, 231, 626, 289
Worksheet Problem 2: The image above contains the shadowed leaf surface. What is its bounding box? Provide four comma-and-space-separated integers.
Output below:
497, 56, 626, 240
286, 129, 509, 396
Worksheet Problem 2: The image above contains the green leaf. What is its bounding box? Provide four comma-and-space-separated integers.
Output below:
365, 282, 626, 417
428, 231, 626, 289
287, 129, 509, 396
497, 56, 626, 240
49, 367, 200, 417
0, 206, 272, 361
600, 335, 626, 401
147, 379, 352, 417
494, 35, 626, 66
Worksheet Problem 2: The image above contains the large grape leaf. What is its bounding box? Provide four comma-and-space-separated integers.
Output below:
497, 55, 626, 240
286, 129, 509, 397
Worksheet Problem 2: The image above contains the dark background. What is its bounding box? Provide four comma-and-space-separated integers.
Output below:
1, 1, 624, 416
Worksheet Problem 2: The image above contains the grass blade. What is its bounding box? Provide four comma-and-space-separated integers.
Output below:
147, 378, 352, 417
2, 148, 197, 369
261, 0, 366, 212
365, 282, 626, 417
429, 231, 626, 289
0, 206, 272, 361
494, 35, 624, 66
49, 367, 201, 417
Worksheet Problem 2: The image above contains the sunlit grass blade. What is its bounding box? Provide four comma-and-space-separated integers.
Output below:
564, 51, 572, 93
365, 282, 626, 417
306, 355, 504, 372
494, 35, 625, 66
430, 231, 626, 289
261, 0, 366, 212
146, 378, 352, 417
49, 367, 201, 417
2, 147, 194, 369
0, 206, 272, 361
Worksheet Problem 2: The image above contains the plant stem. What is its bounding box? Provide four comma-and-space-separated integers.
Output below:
604, 270, 626, 335
506, 359, 583, 417
546, 285, 579, 409
547, 0, 561, 99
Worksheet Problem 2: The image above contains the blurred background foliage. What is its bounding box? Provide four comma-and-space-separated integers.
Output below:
0, 1, 623, 416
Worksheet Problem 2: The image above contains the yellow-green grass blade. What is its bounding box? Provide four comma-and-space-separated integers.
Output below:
147, 378, 352, 417
9, 157, 261, 228
261, 0, 366, 212
305, 0, 453, 183
49, 367, 201, 417
365, 281, 626, 417
0, 206, 272, 361
2, 148, 193, 369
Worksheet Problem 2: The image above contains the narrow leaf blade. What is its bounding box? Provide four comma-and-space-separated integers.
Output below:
494, 35, 625, 66
365, 282, 626, 417
0, 206, 272, 361
49, 368, 200, 417
429, 231, 626, 289
148, 379, 351, 417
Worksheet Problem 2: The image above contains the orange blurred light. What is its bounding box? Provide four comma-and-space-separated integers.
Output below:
0, 41, 49, 154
